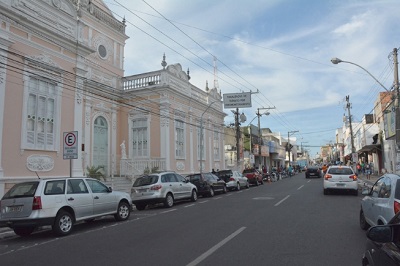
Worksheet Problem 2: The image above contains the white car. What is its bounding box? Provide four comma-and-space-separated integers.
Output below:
0, 178, 132, 236
360, 174, 400, 229
323, 165, 358, 196
215, 170, 249, 191
131, 171, 198, 210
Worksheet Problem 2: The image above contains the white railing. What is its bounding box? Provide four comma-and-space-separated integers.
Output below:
120, 158, 166, 178
123, 73, 162, 90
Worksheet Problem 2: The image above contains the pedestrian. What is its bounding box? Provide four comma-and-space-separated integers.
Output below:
365, 163, 371, 180
356, 163, 361, 175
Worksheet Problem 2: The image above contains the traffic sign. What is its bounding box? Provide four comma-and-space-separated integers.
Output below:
63, 131, 78, 159
223, 92, 252, 108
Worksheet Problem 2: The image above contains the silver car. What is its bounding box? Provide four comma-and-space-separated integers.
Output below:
323, 165, 358, 196
0, 178, 132, 236
222, 170, 249, 191
360, 174, 400, 229
131, 171, 198, 210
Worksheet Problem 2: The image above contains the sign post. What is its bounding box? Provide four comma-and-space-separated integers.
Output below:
63, 131, 78, 177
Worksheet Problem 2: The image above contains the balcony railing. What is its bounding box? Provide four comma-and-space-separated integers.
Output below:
120, 158, 166, 179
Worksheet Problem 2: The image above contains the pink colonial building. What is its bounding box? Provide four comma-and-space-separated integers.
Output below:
0, 0, 225, 197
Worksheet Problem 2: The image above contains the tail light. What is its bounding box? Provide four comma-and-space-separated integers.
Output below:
394, 201, 400, 214
324, 174, 332, 180
349, 174, 357, 181
32, 196, 42, 210
229, 178, 235, 182
150, 185, 162, 191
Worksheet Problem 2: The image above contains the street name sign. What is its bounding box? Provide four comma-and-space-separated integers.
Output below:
63, 131, 78, 159
223, 92, 252, 108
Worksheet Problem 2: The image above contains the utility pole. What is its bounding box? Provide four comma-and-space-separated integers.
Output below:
233, 108, 246, 172
393, 48, 400, 173
256, 107, 275, 169
287, 130, 299, 166
345, 95, 356, 166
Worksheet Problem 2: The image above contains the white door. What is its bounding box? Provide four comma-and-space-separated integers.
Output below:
93, 116, 108, 175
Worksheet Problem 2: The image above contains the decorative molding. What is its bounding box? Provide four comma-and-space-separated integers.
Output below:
176, 161, 185, 171
26, 155, 54, 172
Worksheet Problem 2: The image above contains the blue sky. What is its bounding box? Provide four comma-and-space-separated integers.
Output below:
106, 0, 400, 157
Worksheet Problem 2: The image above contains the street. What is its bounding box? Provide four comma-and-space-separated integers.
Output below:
0, 173, 367, 266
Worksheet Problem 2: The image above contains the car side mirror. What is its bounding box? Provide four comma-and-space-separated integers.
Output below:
366, 225, 394, 243
362, 188, 371, 195
108, 187, 113, 192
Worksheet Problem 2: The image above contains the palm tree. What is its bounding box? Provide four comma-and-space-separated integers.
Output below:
86, 165, 106, 181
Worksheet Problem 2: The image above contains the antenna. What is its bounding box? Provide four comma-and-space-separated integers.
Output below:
213, 56, 219, 91
35, 171, 40, 179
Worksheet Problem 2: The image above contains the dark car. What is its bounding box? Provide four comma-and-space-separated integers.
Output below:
362, 211, 400, 266
187, 172, 227, 197
305, 166, 321, 178
242, 168, 263, 186
213, 169, 233, 183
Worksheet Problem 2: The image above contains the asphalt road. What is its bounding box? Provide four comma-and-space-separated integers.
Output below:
0, 173, 368, 266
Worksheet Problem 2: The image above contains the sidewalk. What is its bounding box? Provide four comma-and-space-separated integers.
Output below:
358, 173, 380, 189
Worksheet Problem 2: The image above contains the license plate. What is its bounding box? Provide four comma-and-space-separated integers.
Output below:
137, 189, 147, 193
336, 183, 345, 186
7, 206, 23, 212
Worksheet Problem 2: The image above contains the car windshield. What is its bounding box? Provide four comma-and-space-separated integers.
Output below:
189, 174, 201, 182
133, 175, 159, 187
328, 168, 353, 175
2, 181, 39, 199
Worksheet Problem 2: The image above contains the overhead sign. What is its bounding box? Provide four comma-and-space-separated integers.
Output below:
63, 131, 78, 159
223, 92, 252, 108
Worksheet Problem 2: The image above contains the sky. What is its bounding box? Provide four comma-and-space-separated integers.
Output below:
105, 0, 400, 158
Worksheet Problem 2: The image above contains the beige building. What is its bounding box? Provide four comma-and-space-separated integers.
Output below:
0, 0, 225, 197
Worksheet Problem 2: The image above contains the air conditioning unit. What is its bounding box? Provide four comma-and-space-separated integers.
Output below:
365, 114, 374, 124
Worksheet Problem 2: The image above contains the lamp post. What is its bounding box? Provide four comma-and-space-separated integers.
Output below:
331, 53, 399, 173
200, 100, 219, 173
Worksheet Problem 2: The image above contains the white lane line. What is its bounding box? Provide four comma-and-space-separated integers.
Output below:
185, 204, 195, 208
160, 209, 177, 214
199, 200, 209, 204
307, 180, 311, 183
274, 195, 290, 206
297, 185, 304, 190
187, 227, 246, 266
214, 197, 222, 200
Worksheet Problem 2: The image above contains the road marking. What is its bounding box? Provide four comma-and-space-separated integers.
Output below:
307, 180, 311, 183
274, 195, 290, 206
184, 204, 195, 208
199, 200, 209, 204
160, 209, 177, 214
226, 193, 233, 196
187, 227, 246, 266
297, 185, 304, 190
214, 197, 222, 200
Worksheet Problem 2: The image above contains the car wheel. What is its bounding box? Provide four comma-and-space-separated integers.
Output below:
191, 190, 198, 202
222, 185, 227, 194
13, 227, 35, 237
209, 187, 215, 197
360, 209, 370, 230
114, 201, 131, 221
236, 183, 241, 191
135, 203, 146, 211
260, 179, 264, 185
53, 210, 74, 236
255, 179, 259, 186
164, 193, 174, 208
246, 181, 250, 189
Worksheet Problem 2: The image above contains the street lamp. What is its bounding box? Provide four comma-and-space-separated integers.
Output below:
200, 100, 220, 173
331, 57, 391, 93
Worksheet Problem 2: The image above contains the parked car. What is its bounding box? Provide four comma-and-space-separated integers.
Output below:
305, 166, 321, 178
131, 171, 198, 210
323, 165, 358, 196
362, 211, 400, 266
0, 177, 132, 237
243, 168, 263, 186
214, 170, 249, 191
360, 174, 400, 230
187, 172, 227, 197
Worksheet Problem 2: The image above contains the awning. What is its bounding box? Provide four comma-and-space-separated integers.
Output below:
358, 144, 381, 153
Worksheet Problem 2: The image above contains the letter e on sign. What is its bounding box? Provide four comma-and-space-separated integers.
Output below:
63, 131, 78, 159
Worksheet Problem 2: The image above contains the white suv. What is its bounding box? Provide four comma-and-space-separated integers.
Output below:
131, 171, 198, 210
0, 178, 132, 236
